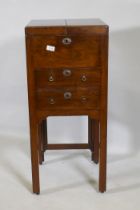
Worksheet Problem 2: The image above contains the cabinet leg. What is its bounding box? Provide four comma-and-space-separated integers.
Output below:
88, 117, 93, 151
88, 117, 99, 164
30, 120, 40, 194
92, 120, 99, 164
99, 113, 107, 193
42, 119, 48, 152
38, 119, 48, 164
38, 123, 44, 164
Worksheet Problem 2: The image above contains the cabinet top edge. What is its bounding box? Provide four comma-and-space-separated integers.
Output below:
25, 18, 108, 28
25, 19, 108, 36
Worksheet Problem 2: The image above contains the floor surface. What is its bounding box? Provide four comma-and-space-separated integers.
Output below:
0, 136, 140, 210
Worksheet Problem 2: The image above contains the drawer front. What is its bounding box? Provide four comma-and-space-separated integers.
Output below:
31, 35, 100, 68
35, 68, 100, 88
35, 87, 100, 110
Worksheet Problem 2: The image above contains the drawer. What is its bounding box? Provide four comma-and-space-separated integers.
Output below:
31, 35, 100, 68
35, 67, 100, 88
35, 87, 100, 110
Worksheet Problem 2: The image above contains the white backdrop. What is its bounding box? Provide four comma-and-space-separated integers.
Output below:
0, 0, 140, 154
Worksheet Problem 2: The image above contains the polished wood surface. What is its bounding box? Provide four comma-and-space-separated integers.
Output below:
25, 19, 108, 35
36, 86, 100, 110
31, 35, 100, 68
25, 18, 108, 194
35, 67, 100, 87
26, 19, 107, 27
46, 143, 89, 150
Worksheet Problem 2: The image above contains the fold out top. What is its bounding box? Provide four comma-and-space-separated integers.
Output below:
25, 19, 108, 36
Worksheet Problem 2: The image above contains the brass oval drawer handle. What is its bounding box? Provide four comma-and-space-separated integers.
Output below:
48, 75, 54, 82
81, 75, 87, 82
62, 37, 72, 45
63, 69, 72, 77
64, 91, 72, 100
48, 98, 55, 104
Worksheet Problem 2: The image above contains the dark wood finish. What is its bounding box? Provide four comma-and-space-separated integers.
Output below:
88, 118, 99, 164
38, 119, 48, 164
91, 120, 100, 164
37, 109, 99, 120
38, 122, 44, 164
36, 86, 100, 110
46, 143, 89, 150
26, 36, 40, 194
35, 67, 100, 88
99, 31, 108, 193
42, 119, 47, 152
31, 35, 100, 68
25, 19, 108, 194
25, 19, 108, 36
88, 117, 92, 151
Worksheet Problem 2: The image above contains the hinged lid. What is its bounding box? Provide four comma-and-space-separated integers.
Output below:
25, 19, 108, 36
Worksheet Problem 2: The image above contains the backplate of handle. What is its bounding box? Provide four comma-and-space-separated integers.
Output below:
62, 37, 72, 45
64, 91, 72, 99
63, 69, 72, 77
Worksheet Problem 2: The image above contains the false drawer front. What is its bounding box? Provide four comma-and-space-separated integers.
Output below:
35, 87, 100, 110
35, 68, 100, 88
31, 35, 100, 68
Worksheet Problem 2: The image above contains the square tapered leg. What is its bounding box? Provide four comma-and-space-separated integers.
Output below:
29, 119, 40, 194
38, 119, 48, 164
88, 117, 99, 164
99, 111, 107, 193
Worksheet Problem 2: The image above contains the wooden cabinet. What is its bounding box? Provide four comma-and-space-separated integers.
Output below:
25, 19, 109, 194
